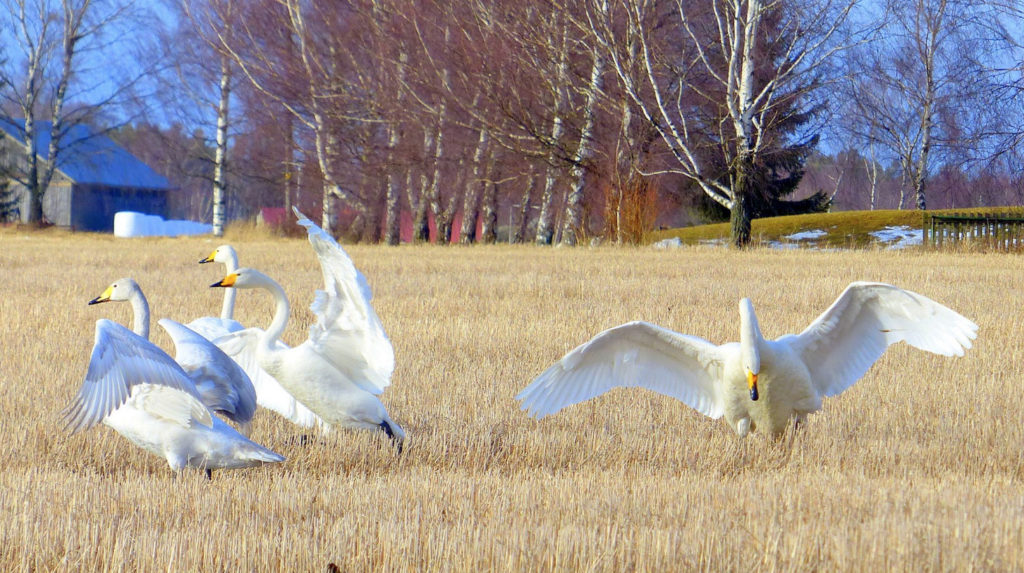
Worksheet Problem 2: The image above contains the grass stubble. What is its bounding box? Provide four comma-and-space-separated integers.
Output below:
0, 229, 1021, 571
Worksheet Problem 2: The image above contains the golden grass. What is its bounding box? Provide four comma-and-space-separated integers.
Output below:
1, 231, 1021, 570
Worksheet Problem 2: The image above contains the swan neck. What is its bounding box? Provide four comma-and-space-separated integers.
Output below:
261, 277, 290, 351
739, 299, 762, 369
220, 256, 239, 320
129, 288, 151, 340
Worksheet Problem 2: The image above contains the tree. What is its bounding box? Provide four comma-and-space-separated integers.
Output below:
585, 0, 859, 246
0, 0, 152, 225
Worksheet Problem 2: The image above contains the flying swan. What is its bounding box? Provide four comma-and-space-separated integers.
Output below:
516, 282, 978, 437
211, 207, 405, 447
194, 245, 325, 428
88, 278, 258, 431
62, 317, 284, 477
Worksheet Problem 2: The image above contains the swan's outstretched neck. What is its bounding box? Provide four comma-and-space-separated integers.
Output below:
128, 287, 151, 340
220, 252, 239, 321
258, 274, 290, 353
739, 298, 762, 399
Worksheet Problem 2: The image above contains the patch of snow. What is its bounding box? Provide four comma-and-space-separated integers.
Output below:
114, 211, 212, 238
652, 237, 683, 249
870, 225, 922, 249
784, 229, 827, 241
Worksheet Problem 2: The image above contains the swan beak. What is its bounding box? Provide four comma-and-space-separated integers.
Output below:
198, 250, 216, 264
747, 370, 759, 401
88, 285, 114, 305
211, 273, 237, 288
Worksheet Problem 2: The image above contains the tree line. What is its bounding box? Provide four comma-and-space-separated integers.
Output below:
2, 0, 1023, 246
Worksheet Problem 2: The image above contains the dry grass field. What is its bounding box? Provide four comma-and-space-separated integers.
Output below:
0, 228, 1021, 571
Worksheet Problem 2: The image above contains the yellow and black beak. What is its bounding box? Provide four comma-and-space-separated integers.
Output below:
88, 285, 114, 305
211, 273, 237, 288
747, 370, 759, 401
199, 250, 217, 264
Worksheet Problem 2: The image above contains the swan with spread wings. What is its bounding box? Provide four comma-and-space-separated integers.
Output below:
211, 208, 404, 447
517, 282, 978, 437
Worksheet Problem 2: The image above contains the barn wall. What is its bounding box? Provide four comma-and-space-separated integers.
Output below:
70, 185, 169, 232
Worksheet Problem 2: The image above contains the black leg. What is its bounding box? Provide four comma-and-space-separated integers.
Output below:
205, 468, 212, 480
379, 421, 403, 455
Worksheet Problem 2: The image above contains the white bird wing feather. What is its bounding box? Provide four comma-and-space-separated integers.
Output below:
185, 316, 245, 342
158, 318, 257, 424
62, 319, 211, 433
213, 327, 326, 428
294, 207, 394, 394
127, 384, 216, 429
516, 321, 727, 419
789, 282, 978, 398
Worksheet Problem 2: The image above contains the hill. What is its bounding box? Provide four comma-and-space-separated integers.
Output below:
646, 207, 1024, 249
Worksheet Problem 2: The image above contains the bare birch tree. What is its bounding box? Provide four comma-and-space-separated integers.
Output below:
0, 0, 148, 225
584, 0, 859, 246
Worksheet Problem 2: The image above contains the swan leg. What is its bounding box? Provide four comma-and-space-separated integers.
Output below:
205, 468, 213, 480
379, 421, 404, 454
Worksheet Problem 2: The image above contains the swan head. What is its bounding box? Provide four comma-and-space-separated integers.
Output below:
199, 245, 238, 266
210, 267, 271, 290
89, 278, 140, 305
738, 298, 762, 401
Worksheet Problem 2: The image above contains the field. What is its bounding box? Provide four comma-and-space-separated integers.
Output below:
1, 229, 1021, 570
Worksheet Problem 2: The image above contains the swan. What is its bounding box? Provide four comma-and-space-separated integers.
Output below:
191, 245, 325, 428
62, 318, 285, 477
210, 207, 404, 447
516, 282, 978, 437
188, 245, 245, 340
88, 278, 257, 431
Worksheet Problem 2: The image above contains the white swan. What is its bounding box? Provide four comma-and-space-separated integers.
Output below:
62, 318, 285, 477
191, 245, 325, 428
188, 245, 245, 340
516, 282, 978, 437
211, 207, 404, 446
88, 278, 257, 431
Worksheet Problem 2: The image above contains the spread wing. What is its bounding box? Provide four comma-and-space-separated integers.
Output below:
294, 207, 394, 394
213, 327, 326, 428
789, 282, 978, 398
158, 318, 257, 426
516, 321, 728, 419
126, 384, 216, 429
62, 319, 211, 433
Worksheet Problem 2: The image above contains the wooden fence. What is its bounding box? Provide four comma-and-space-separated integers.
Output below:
924, 212, 1024, 250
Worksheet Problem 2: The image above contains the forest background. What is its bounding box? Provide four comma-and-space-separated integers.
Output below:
2, 0, 1023, 246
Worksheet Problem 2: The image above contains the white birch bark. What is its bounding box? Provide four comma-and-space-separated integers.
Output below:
560, 46, 604, 246
211, 55, 231, 237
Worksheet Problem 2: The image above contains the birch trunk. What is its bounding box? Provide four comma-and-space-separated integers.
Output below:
459, 128, 490, 244
534, 19, 570, 245
560, 48, 604, 246
211, 56, 231, 237
383, 52, 407, 245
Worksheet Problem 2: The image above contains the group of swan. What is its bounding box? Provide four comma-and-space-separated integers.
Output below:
517, 282, 978, 437
63, 206, 979, 477
63, 208, 402, 477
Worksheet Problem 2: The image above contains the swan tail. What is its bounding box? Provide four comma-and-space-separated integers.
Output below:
237, 441, 286, 465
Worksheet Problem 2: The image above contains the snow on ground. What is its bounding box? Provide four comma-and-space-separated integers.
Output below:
784, 229, 828, 241
653, 225, 923, 250
869, 225, 922, 249
113, 211, 212, 238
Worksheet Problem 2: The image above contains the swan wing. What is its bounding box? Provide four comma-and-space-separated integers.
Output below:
516, 321, 727, 419
158, 318, 258, 425
185, 316, 245, 342
213, 328, 326, 428
294, 207, 394, 394
790, 282, 978, 398
62, 320, 210, 433
128, 384, 215, 429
